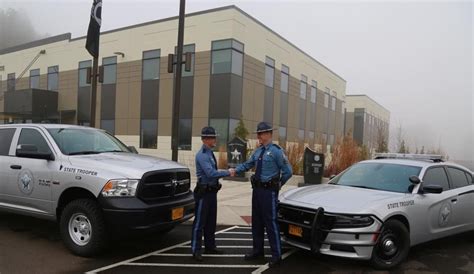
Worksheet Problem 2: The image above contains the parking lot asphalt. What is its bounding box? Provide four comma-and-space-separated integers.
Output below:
0, 212, 473, 274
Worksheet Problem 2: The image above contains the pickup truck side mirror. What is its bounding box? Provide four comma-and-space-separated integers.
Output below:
16, 144, 55, 161
421, 184, 443, 194
128, 146, 138, 154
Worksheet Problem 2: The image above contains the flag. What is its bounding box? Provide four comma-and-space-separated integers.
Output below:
85, 0, 102, 58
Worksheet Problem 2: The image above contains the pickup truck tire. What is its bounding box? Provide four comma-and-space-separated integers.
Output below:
370, 219, 410, 270
60, 199, 108, 257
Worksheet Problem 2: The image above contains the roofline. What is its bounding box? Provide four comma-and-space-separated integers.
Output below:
346, 94, 390, 114
0, 5, 345, 82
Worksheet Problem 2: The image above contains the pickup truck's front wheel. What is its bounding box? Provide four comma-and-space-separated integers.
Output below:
60, 199, 108, 257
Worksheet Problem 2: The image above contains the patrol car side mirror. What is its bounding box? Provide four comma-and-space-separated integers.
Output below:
409, 175, 421, 184
421, 185, 443, 194
128, 146, 138, 154
16, 145, 55, 161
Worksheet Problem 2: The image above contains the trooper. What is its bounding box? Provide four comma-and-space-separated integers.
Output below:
232, 122, 293, 268
191, 126, 231, 262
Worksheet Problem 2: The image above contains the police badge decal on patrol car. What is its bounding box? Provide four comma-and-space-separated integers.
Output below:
18, 170, 35, 195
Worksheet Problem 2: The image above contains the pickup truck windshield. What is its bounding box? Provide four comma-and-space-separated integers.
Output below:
47, 128, 130, 156
331, 163, 422, 193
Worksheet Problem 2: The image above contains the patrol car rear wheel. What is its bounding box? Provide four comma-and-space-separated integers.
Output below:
370, 219, 410, 270
60, 199, 108, 257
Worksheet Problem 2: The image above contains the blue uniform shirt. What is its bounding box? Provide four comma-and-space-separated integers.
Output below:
235, 142, 292, 185
196, 144, 230, 186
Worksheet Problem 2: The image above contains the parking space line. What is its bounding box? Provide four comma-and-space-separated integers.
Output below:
86, 226, 239, 273
219, 231, 253, 235
251, 248, 298, 274
152, 253, 272, 258
123, 262, 264, 268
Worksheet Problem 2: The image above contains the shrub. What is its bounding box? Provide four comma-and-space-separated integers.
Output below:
324, 133, 361, 177
286, 141, 305, 175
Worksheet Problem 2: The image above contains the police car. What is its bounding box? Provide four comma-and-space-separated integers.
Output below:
278, 153, 474, 269
0, 124, 194, 256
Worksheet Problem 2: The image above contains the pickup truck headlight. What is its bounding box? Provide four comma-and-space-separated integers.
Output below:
101, 179, 139, 197
332, 215, 374, 229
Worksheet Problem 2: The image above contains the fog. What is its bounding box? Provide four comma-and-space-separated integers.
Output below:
1, 0, 472, 166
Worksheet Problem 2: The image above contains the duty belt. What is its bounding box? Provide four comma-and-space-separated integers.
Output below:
194, 182, 222, 194
250, 175, 280, 190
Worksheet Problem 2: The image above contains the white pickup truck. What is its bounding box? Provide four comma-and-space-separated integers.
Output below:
0, 124, 194, 256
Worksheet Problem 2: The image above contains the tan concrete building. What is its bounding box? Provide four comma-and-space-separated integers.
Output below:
344, 94, 390, 152
0, 5, 346, 161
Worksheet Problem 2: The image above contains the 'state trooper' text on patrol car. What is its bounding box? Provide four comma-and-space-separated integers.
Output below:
0, 124, 194, 256
278, 153, 474, 269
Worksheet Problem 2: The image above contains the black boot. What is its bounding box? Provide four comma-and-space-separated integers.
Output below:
193, 252, 203, 262
268, 257, 282, 268
244, 252, 264, 261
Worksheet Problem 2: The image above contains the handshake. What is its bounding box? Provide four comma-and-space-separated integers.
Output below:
228, 168, 237, 177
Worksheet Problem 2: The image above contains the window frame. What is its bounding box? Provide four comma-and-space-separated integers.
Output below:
422, 166, 452, 191
0, 128, 16, 156
142, 49, 161, 81
210, 39, 244, 76
445, 166, 471, 189
7, 73, 15, 92
102, 56, 117, 84
47, 65, 59, 91
29, 68, 40, 89
264, 56, 275, 88
15, 127, 55, 157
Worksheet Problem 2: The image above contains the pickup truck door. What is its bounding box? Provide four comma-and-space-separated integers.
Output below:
4, 127, 56, 215
0, 127, 17, 205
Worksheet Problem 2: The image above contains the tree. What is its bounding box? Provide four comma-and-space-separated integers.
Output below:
233, 116, 249, 141
420, 146, 425, 154
398, 140, 408, 154
375, 122, 389, 153
0, 8, 46, 50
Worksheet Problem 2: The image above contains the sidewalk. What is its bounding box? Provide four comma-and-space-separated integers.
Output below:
187, 175, 327, 226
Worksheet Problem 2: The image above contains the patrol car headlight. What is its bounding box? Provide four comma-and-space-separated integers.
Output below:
101, 179, 139, 197
332, 215, 374, 228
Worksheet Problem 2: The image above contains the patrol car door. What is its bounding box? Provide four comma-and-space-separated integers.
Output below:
0, 127, 17, 205
5, 128, 55, 215
445, 166, 474, 233
420, 166, 458, 239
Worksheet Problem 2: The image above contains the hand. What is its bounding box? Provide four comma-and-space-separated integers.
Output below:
228, 168, 236, 177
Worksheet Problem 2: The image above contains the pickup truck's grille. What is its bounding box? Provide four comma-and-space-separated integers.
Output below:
137, 169, 191, 203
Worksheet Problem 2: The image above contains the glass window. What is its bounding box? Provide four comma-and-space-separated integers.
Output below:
178, 119, 192, 150
322, 133, 328, 144
140, 119, 157, 149
300, 75, 307, 99
278, 127, 287, 145
264, 56, 275, 88
423, 167, 450, 190
333, 163, 422, 193
47, 66, 59, 91
209, 118, 232, 148
18, 128, 51, 154
211, 39, 243, 76
309, 131, 315, 141
465, 172, 472, 184
79, 60, 92, 87
298, 129, 305, 141
101, 119, 115, 135
279, 92, 288, 127
329, 134, 335, 145
0, 128, 15, 155
280, 65, 289, 93
30, 69, 40, 89
102, 56, 117, 84
447, 167, 470, 188
331, 96, 336, 111
310, 86, 317, 103
142, 49, 160, 80
7, 73, 15, 92
324, 93, 330, 108
48, 128, 129, 155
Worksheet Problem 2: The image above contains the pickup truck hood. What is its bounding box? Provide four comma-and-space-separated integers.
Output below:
67, 152, 187, 179
281, 184, 405, 214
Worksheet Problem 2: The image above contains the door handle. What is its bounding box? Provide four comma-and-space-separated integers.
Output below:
451, 198, 458, 203
10, 165, 22, 170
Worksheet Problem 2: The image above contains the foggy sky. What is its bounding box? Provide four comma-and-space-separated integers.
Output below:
1, 0, 472, 163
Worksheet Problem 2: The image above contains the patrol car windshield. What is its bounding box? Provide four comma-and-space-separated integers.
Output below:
331, 163, 422, 193
47, 128, 130, 155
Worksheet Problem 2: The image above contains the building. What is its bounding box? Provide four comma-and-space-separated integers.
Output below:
344, 94, 390, 152
0, 5, 346, 161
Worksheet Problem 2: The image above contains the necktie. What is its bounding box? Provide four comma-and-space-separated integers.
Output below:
254, 147, 266, 180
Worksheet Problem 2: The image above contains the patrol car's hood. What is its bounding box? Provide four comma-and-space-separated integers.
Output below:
281, 184, 405, 213
67, 152, 187, 179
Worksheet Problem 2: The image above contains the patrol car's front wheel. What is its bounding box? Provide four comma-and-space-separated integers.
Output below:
60, 199, 108, 257
370, 219, 410, 270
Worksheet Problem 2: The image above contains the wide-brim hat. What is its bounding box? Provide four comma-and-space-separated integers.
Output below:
201, 126, 219, 137
254, 121, 277, 134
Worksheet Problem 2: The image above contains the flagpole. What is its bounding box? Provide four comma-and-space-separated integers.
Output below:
171, 0, 186, 162
90, 56, 98, 128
